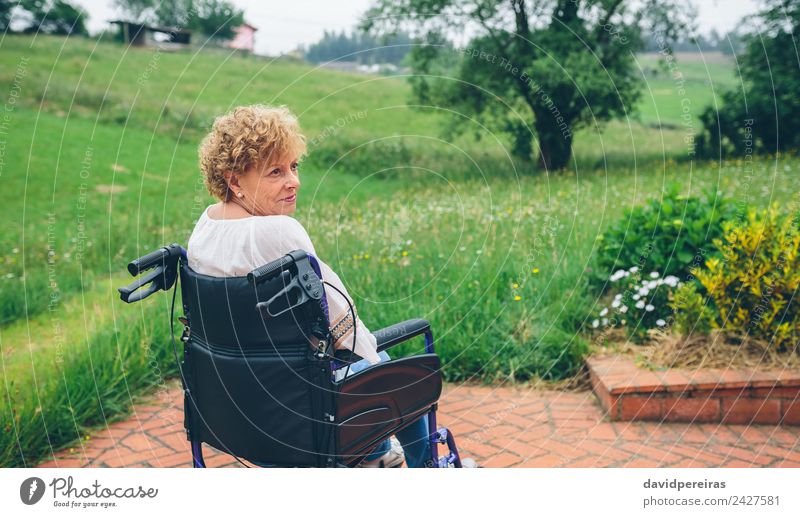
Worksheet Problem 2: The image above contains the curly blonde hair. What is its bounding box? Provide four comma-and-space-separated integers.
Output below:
199, 105, 307, 201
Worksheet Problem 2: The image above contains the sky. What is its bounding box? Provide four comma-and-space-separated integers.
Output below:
68, 0, 760, 56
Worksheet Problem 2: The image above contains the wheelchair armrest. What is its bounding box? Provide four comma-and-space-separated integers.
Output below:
331, 319, 431, 364
374, 318, 430, 353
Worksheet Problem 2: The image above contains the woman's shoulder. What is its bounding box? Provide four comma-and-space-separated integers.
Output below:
255, 214, 309, 233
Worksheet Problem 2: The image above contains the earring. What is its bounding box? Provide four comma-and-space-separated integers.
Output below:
237, 192, 244, 198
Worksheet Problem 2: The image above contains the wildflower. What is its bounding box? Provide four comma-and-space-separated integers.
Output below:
649, 271, 659, 279
602, 318, 609, 326
629, 266, 639, 273
512, 283, 519, 289
639, 287, 649, 296
633, 294, 641, 301
656, 319, 666, 327
364, 253, 370, 260
611, 299, 621, 308
635, 300, 645, 309
645, 304, 655, 312
599, 308, 608, 316
592, 319, 600, 328
620, 305, 628, 313
532, 268, 540, 274
610, 269, 627, 282
672, 219, 683, 226
514, 295, 522, 301
614, 293, 622, 300
663, 275, 680, 287
401, 250, 408, 257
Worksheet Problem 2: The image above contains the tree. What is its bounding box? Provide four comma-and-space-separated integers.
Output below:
1, 0, 15, 32
698, 0, 800, 156
112, 0, 154, 24
304, 29, 414, 65
153, 0, 194, 28
188, 0, 243, 40
20, 0, 88, 36
362, 0, 693, 171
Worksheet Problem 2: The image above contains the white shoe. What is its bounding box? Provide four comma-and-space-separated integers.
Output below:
358, 437, 405, 468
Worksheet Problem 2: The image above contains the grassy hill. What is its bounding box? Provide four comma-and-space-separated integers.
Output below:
1, 34, 796, 467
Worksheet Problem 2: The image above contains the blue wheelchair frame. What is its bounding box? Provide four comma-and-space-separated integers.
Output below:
119, 244, 463, 468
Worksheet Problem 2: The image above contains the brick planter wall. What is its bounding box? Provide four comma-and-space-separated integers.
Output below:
587, 356, 800, 425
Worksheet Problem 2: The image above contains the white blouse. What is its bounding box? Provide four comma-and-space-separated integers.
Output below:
187, 206, 380, 364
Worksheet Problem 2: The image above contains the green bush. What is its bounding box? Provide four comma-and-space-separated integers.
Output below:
594, 186, 736, 285
695, 206, 800, 350
669, 281, 716, 336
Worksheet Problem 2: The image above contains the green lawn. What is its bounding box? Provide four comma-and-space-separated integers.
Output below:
1, 34, 794, 467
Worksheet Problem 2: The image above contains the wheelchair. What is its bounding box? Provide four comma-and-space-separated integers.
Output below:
118, 244, 464, 468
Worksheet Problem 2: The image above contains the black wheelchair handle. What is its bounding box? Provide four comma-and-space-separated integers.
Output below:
127, 243, 183, 276
247, 250, 308, 285
118, 268, 163, 303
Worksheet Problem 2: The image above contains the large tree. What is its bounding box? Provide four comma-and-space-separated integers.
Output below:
698, 0, 800, 156
362, 0, 693, 171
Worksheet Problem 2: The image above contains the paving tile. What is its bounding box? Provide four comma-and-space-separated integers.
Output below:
37, 382, 798, 469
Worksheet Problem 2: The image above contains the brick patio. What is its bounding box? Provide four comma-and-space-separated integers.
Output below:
37, 380, 800, 468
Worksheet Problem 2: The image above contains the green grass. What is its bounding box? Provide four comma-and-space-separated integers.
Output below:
1, 34, 795, 467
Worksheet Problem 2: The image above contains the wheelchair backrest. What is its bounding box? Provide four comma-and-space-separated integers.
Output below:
178, 260, 336, 467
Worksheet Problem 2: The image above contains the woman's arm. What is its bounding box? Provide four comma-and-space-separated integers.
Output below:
261, 217, 381, 364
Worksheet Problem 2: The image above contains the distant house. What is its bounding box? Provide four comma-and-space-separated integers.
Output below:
229, 23, 257, 53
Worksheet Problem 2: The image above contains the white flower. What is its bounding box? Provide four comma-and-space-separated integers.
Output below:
599, 308, 609, 316
620, 305, 628, 313
610, 269, 627, 281
639, 287, 650, 296
602, 318, 609, 326
649, 271, 660, 278
635, 300, 645, 309
656, 319, 666, 327
592, 319, 600, 328
612, 299, 621, 308
633, 294, 641, 301
647, 280, 658, 289
621, 319, 626, 325
664, 275, 680, 287
629, 266, 639, 273
614, 293, 622, 300
645, 304, 655, 312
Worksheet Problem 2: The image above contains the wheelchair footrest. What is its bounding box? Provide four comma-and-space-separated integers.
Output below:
433, 427, 463, 468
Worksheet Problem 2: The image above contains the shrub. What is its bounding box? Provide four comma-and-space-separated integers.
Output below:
695, 206, 800, 350
591, 267, 681, 342
669, 281, 716, 336
594, 186, 736, 286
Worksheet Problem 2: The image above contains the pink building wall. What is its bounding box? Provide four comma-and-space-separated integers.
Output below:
229, 24, 257, 52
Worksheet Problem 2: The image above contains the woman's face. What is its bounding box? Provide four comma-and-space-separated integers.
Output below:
230, 155, 301, 216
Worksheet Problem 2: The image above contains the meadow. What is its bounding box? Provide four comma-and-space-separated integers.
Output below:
1, 35, 796, 466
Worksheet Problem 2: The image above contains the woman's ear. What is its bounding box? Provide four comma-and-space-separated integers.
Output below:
223, 171, 242, 195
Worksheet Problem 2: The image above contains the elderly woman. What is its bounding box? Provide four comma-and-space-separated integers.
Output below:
187, 104, 429, 468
